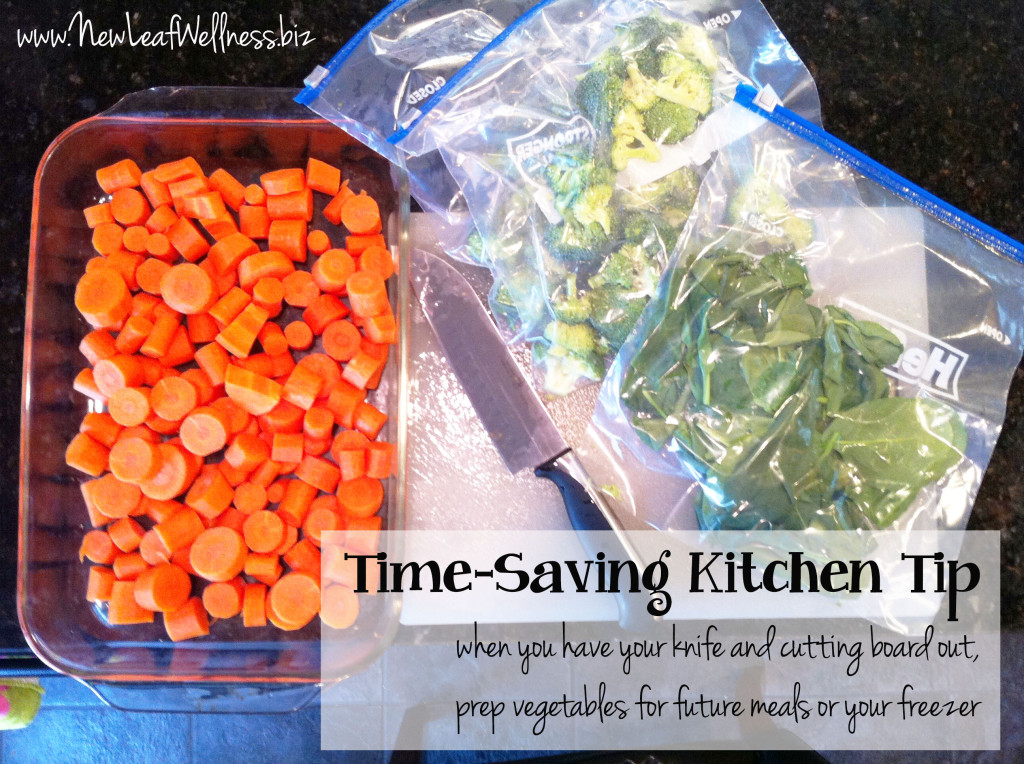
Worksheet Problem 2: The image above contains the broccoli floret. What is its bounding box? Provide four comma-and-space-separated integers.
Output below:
611, 104, 662, 170
543, 213, 610, 263
621, 166, 700, 227
588, 286, 647, 349
461, 229, 491, 266
589, 243, 660, 295
643, 99, 699, 144
575, 56, 625, 141
550, 274, 591, 325
655, 53, 713, 115
622, 62, 659, 111
534, 340, 605, 396
572, 182, 614, 235
671, 24, 718, 72
544, 320, 599, 357
727, 175, 816, 251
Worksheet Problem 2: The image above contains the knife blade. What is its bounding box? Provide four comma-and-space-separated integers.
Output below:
410, 248, 650, 629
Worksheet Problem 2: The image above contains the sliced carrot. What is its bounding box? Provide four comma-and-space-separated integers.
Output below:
164, 597, 210, 641
252, 277, 285, 316
167, 217, 210, 262
258, 322, 288, 356
194, 340, 230, 387
266, 478, 289, 504
73, 368, 106, 403
233, 481, 268, 515
180, 406, 230, 457
306, 229, 331, 255
359, 245, 395, 281
302, 406, 334, 440
311, 248, 355, 294
345, 516, 383, 555
341, 193, 381, 235
139, 528, 173, 566
267, 187, 313, 221
302, 294, 349, 334
337, 476, 384, 519
122, 225, 150, 254
113, 553, 149, 581
209, 168, 246, 210
218, 460, 252, 488
243, 184, 266, 206
80, 412, 123, 448
139, 443, 194, 502
209, 286, 251, 327
108, 437, 160, 483
284, 320, 314, 351
149, 376, 197, 422
132, 291, 161, 320
91, 222, 125, 256
107, 581, 155, 625
260, 168, 305, 195
168, 176, 210, 214
345, 233, 386, 257
302, 503, 344, 548
209, 232, 259, 274
366, 442, 395, 479
203, 577, 245, 619
272, 432, 305, 464
143, 497, 184, 524
210, 397, 252, 436
111, 188, 151, 227
160, 263, 217, 315
140, 170, 173, 208
87, 566, 117, 603
224, 365, 283, 415
306, 158, 341, 196
326, 381, 366, 430
107, 517, 145, 554
185, 464, 235, 518
145, 204, 179, 235
249, 461, 282, 490
224, 432, 271, 472
269, 570, 321, 628
242, 583, 268, 626
80, 530, 118, 565
189, 526, 248, 582
81, 473, 142, 520
144, 232, 173, 260
76, 267, 132, 329
239, 204, 271, 239
182, 191, 228, 221
282, 364, 323, 410
153, 157, 204, 184
181, 368, 217, 405
139, 314, 178, 359
268, 219, 307, 262
272, 522, 300, 556
278, 478, 317, 528
354, 402, 388, 440
85, 203, 116, 229
114, 316, 154, 356
234, 352, 274, 378
320, 584, 360, 629
238, 250, 295, 290
185, 313, 219, 346
282, 270, 319, 308
245, 553, 283, 587
335, 447, 366, 483
97, 159, 142, 194
80, 329, 119, 365
323, 182, 356, 226
108, 386, 151, 427
216, 302, 269, 357
346, 271, 389, 317
65, 432, 110, 477
242, 510, 286, 554
364, 313, 398, 345
322, 320, 362, 362
340, 350, 383, 391
295, 454, 340, 493
134, 562, 192, 612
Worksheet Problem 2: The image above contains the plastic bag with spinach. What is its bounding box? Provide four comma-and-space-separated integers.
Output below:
594, 86, 1024, 533
393, 0, 821, 395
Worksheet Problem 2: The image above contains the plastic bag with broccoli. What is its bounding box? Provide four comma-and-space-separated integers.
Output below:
592, 86, 1024, 534
393, 0, 821, 396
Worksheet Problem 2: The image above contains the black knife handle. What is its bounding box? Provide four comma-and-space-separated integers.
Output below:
535, 451, 653, 632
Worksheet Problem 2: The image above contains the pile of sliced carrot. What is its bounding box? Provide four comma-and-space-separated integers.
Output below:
70, 156, 394, 641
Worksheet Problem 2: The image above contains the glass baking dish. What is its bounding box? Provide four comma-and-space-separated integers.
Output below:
18, 87, 409, 712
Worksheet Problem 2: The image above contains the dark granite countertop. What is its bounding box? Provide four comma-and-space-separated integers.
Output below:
0, 0, 1021, 758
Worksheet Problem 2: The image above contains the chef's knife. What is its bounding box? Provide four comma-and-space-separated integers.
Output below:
410, 248, 650, 629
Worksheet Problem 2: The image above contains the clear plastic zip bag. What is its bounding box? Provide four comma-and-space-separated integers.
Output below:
591, 85, 1024, 534
393, 0, 821, 396
296, 0, 540, 245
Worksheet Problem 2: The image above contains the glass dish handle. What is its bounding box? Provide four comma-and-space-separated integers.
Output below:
101, 86, 312, 121
84, 679, 327, 713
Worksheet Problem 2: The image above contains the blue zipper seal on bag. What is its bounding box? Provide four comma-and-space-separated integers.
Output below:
387, 0, 560, 145
295, 0, 416, 106
733, 83, 1024, 265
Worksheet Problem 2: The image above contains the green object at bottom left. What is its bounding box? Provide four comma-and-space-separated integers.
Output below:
0, 679, 44, 730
